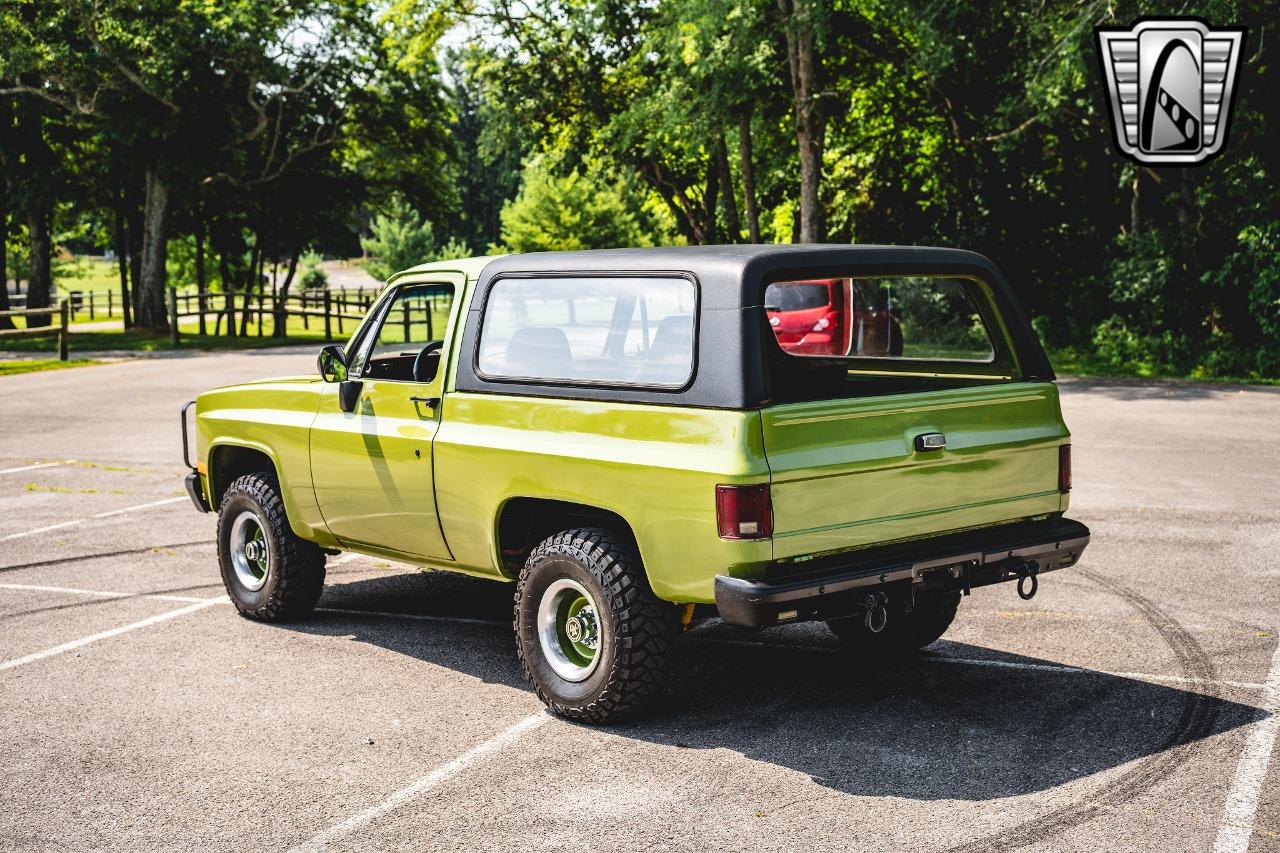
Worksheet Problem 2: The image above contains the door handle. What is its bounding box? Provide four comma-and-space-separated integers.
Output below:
410, 396, 441, 408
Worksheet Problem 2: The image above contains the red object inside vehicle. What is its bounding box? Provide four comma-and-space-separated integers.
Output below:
764, 279, 846, 356
765, 278, 903, 358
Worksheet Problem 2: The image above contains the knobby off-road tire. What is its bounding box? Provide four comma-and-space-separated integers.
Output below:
826, 590, 961, 654
515, 528, 678, 723
217, 472, 326, 622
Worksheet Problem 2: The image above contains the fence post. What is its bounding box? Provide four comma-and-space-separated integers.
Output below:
324, 290, 332, 341
58, 299, 69, 361
256, 291, 264, 336
89, 291, 95, 320
108, 290, 114, 318
302, 292, 309, 330
168, 287, 180, 345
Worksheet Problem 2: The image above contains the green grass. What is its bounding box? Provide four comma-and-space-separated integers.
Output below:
1045, 346, 1280, 386
0, 358, 98, 376
54, 256, 123, 294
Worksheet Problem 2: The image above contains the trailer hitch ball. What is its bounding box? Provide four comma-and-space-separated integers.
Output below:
862, 592, 889, 633
1015, 559, 1040, 600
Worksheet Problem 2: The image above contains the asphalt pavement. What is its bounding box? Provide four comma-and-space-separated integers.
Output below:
0, 352, 1277, 852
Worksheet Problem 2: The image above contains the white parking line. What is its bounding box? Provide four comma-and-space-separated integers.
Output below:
0, 582, 225, 605
0, 595, 225, 673
292, 711, 550, 852
1213, 635, 1280, 853
0, 496, 188, 542
0, 460, 71, 476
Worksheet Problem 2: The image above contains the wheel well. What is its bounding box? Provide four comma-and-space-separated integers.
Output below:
497, 498, 639, 576
209, 445, 277, 509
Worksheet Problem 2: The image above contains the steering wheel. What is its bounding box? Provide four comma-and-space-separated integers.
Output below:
412, 340, 445, 383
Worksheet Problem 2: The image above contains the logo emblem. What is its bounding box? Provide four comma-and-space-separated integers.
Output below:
1095, 18, 1245, 165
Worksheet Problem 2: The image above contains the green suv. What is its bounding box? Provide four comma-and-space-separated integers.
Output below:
182, 246, 1089, 722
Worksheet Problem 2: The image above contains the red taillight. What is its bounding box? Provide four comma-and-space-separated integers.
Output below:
716, 484, 773, 540
1059, 444, 1072, 492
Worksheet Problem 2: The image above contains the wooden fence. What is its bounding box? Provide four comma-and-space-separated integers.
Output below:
0, 285, 388, 357
164, 286, 382, 344
0, 300, 71, 360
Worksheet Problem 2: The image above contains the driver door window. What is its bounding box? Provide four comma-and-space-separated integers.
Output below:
351, 284, 456, 383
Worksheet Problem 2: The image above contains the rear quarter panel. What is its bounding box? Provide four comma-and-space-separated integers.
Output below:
434, 392, 773, 602
195, 377, 333, 546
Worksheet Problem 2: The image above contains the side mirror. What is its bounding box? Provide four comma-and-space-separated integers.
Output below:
317, 345, 347, 383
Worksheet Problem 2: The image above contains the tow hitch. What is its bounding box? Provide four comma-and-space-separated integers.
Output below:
1014, 559, 1040, 600
862, 591, 889, 633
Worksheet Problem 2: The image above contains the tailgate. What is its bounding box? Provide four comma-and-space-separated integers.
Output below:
763, 381, 1068, 561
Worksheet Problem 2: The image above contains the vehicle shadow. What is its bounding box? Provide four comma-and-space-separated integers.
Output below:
293, 569, 1265, 802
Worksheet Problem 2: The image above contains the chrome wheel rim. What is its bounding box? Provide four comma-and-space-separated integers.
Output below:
229, 510, 271, 592
536, 578, 602, 682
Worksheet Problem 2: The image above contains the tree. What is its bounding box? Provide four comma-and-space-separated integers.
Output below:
361, 197, 443, 280
499, 158, 650, 252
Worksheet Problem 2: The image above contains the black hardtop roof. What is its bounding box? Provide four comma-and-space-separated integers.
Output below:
478, 244, 1003, 310
457, 243, 1053, 408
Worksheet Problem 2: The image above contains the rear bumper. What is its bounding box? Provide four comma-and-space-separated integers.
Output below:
714, 516, 1089, 628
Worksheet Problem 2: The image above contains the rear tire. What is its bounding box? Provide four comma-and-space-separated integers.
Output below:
827, 591, 961, 654
217, 472, 325, 622
514, 528, 678, 723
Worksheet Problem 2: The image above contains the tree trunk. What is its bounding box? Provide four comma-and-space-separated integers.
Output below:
239, 241, 260, 336
15, 94, 54, 326
195, 226, 207, 335
26, 208, 53, 327
219, 249, 235, 337
715, 135, 742, 242
779, 0, 826, 243
641, 159, 704, 244
701, 167, 719, 244
128, 203, 143, 322
0, 185, 12, 331
134, 165, 169, 330
113, 187, 133, 329
737, 108, 762, 243
272, 245, 301, 337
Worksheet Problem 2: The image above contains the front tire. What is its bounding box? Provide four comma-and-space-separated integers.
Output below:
217, 472, 325, 621
827, 590, 961, 655
515, 528, 678, 723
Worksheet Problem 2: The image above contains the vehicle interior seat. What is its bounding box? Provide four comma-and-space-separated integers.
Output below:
504, 326, 574, 376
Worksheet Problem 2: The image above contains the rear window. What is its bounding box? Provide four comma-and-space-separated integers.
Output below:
478, 276, 697, 387
765, 275, 996, 363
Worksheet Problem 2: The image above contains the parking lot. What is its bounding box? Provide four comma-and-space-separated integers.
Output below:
1, 350, 1277, 852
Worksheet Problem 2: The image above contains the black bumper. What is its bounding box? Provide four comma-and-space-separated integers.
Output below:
184, 471, 210, 513
715, 516, 1090, 628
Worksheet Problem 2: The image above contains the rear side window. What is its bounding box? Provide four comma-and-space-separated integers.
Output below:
765, 276, 996, 363
477, 276, 697, 387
